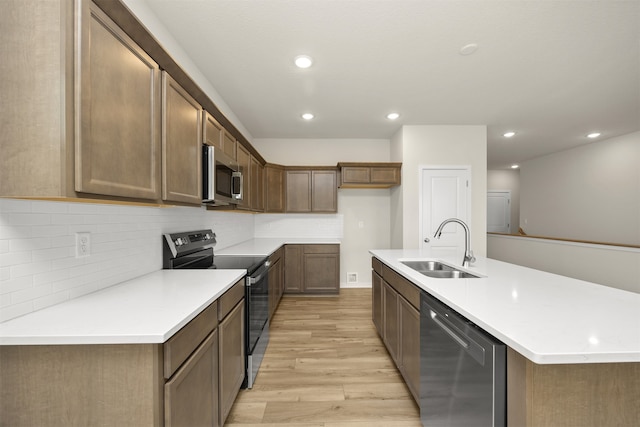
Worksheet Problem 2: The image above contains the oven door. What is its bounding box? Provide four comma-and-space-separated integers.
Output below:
247, 263, 269, 354
245, 262, 269, 388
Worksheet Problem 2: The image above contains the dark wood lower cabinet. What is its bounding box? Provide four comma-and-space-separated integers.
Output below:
269, 247, 285, 317
285, 244, 340, 294
0, 280, 246, 427
218, 299, 245, 426
372, 269, 384, 335
165, 329, 219, 427
372, 257, 420, 404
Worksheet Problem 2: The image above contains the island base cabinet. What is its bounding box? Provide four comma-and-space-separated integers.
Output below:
507, 348, 640, 427
372, 257, 421, 404
0, 344, 164, 426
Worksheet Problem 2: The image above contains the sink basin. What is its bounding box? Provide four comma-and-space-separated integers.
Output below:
400, 260, 481, 279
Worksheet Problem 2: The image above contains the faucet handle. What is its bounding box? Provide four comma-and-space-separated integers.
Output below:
467, 250, 476, 264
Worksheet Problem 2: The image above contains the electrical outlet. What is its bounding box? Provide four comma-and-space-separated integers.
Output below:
347, 272, 358, 283
76, 232, 91, 258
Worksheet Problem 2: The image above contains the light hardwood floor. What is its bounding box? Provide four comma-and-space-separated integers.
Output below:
225, 288, 421, 427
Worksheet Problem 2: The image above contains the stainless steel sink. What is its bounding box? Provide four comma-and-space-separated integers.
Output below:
401, 260, 481, 279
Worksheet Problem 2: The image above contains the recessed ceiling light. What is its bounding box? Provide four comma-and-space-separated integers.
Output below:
386, 112, 400, 120
459, 43, 479, 56
294, 55, 313, 69
301, 113, 314, 120
511, 164, 519, 169
503, 131, 516, 138
587, 132, 601, 139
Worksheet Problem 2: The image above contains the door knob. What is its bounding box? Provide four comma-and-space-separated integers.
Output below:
424, 237, 430, 243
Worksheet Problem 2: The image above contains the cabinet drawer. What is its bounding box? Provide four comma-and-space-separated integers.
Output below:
219, 279, 245, 320
164, 301, 218, 379
372, 257, 382, 276
304, 244, 339, 254
382, 264, 420, 310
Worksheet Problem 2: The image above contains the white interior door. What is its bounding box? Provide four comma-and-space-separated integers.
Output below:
420, 167, 470, 260
487, 191, 511, 233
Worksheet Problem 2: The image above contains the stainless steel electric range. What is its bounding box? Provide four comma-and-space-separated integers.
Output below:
162, 229, 269, 388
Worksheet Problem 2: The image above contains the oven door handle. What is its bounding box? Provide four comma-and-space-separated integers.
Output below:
248, 267, 269, 285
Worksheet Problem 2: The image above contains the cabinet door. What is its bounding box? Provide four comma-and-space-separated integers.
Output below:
222, 129, 237, 160
371, 167, 400, 185
250, 156, 264, 211
218, 300, 245, 426
203, 111, 223, 150
165, 329, 219, 427
372, 271, 384, 335
76, 2, 161, 200
265, 165, 285, 212
162, 72, 202, 204
311, 170, 337, 212
285, 170, 312, 212
399, 296, 420, 402
268, 249, 283, 317
236, 143, 251, 210
382, 281, 400, 363
303, 245, 340, 294
284, 245, 304, 293
342, 167, 370, 184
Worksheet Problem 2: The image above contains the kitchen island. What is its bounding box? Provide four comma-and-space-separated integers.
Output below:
371, 249, 640, 426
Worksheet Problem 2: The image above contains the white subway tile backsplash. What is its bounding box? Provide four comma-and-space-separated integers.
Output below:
254, 214, 344, 238
10, 261, 52, 279
0, 251, 32, 268
0, 199, 254, 322
0, 276, 32, 295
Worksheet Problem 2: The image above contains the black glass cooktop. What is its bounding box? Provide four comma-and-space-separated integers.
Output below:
214, 255, 268, 275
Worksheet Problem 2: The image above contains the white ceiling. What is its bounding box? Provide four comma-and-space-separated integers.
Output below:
139, 0, 639, 169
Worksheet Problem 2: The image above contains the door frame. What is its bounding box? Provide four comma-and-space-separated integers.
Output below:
418, 165, 472, 250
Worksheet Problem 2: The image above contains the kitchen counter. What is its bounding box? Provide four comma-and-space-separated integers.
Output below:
370, 249, 640, 364
216, 237, 341, 257
0, 269, 245, 345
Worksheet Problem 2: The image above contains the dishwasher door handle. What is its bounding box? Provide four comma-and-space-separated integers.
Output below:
431, 310, 469, 349
430, 309, 486, 366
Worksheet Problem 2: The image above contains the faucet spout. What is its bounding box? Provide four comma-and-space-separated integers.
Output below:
433, 218, 476, 267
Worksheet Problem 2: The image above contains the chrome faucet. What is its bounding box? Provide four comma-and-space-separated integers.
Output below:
434, 218, 476, 267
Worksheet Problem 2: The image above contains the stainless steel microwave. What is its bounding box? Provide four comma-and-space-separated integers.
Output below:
202, 145, 243, 205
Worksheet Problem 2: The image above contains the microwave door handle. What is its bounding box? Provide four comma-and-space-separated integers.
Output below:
234, 171, 243, 200
205, 146, 215, 200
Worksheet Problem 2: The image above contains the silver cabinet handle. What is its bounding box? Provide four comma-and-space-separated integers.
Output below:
424, 237, 430, 243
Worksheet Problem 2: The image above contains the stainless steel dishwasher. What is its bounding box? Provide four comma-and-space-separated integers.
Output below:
420, 292, 506, 427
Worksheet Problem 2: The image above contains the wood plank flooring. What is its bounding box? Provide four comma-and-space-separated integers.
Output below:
225, 288, 421, 427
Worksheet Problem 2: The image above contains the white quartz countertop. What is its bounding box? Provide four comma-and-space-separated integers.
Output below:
370, 249, 640, 365
0, 269, 245, 345
216, 238, 341, 257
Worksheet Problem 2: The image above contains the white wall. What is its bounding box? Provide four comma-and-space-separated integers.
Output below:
487, 169, 520, 234
0, 198, 253, 322
391, 125, 488, 255
252, 138, 392, 287
520, 131, 640, 245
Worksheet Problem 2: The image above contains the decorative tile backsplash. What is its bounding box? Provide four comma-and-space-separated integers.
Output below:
0, 199, 253, 322
0, 199, 345, 322
254, 214, 343, 238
